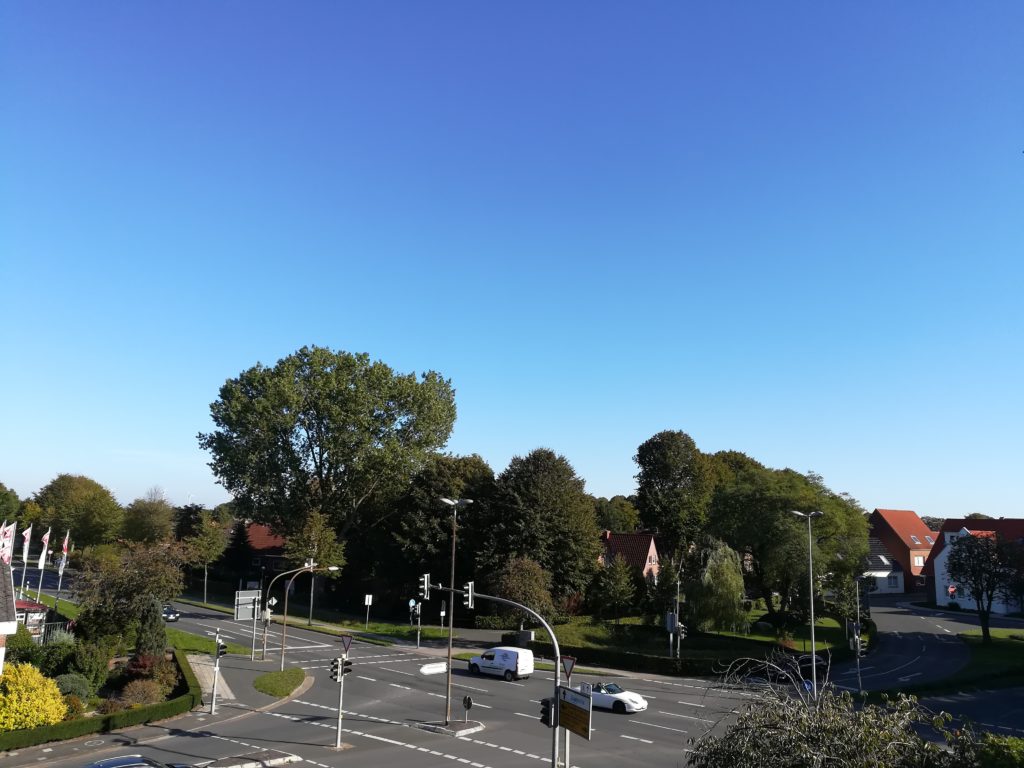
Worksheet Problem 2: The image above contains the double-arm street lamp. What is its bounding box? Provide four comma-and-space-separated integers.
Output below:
263, 562, 340, 670
440, 496, 472, 725
791, 509, 824, 700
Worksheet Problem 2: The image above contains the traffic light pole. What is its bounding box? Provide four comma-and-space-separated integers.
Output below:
336, 654, 346, 749
211, 630, 222, 715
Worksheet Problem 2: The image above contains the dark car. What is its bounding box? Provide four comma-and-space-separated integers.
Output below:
161, 604, 180, 622
84, 756, 193, 768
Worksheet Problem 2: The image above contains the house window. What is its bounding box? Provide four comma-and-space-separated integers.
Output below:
887, 574, 899, 588
910, 535, 921, 545
925, 535, 934, 545
879, 555, 889, 565
914, 556, 924, 567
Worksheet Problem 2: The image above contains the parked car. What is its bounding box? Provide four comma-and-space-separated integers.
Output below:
161, 604, 180, 622
577, 681, 648, 714
468, 647, 534, 681
84, 755, 193, 768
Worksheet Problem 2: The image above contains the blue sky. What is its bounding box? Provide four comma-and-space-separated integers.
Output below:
2, 3, 1022, 519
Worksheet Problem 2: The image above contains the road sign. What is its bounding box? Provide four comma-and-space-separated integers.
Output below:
420, 662, 447, 675
408, 598, 416, 609
561, 655, 576, 681
339, 634, 353, 655
364, 594, 373, 607
557, 685, 592, 741
463, 695, 473, 710
948, 584, 957, 596
234, 589, 261, 621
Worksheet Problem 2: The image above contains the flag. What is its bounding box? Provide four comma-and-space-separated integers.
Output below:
21, 524, 32, 563
0, 521, 15, 565
58, 530, 70, 575
37, 527, 51, 569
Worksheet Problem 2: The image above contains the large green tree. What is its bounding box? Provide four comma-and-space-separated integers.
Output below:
185, 510, 232, 604
0, 482, 19, 520
33, 474, 124, 546
595, 554, 636, 622
634, 431, 712, 559
593, 495, 640, 533
686, 540, 748, 633
489, 556, 555, 625
123, 488, 176, 543
198, 346, 457, 538
476, 449, 601, 604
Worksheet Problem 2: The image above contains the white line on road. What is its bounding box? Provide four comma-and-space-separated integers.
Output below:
390, 683, 412, 690
453, 682, 490, 693
676, 701, 706, 708
514, 712, 535, 719
658, 710, 714, 724
356, 675, 376, 682
380, 666, 416, 676
630, 720, 690, 734
621, 735, 653, 744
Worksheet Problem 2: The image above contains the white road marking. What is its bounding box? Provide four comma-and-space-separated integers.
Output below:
514, 712, 535, 719
356, 675, 377, 682
380, 666, 416, 676
631, 720, 690, 734
658, 710, 714, 724
390, 683, 412, 690
621, 735, 653, 744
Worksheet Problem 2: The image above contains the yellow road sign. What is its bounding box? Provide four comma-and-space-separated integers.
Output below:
558, 685, 592, 741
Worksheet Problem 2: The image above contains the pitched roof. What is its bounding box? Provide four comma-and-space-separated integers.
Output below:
872, 509, 937, 549
246, 523, 285, 555
922, 517, 1024, 577
601, 532, 657, 571
865, 537, 902, 576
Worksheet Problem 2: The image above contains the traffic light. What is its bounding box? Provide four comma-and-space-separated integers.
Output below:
216, 640, 227, 658
330, 657, 342, 682
678, 623, 687, 640
463, 581, 474, 609
540, 696, 557, 728
420, 573, 430, 600
857, 636, 868, 657
342, 657, 353, 676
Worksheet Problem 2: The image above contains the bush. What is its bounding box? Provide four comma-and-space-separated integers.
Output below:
39, 642, 76, 678
978, 734, 1024, 768
69, 641, 113, 692
119, 679, 163, 707
54, 673, 93, 700
47, 628, 77, 646
0, 663, 67, 731
6, 624, 42, 666
125, 654, 158, 680
98, 697, 127, 715
63, 695, 85, 721
151, 659, 180, 697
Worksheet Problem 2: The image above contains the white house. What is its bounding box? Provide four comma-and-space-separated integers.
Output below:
926, 520, 1024, 614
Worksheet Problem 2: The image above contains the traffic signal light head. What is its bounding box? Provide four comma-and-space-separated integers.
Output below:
216, 640, 227, 658
330, 657, 341, 682
420, 573, 430, 600
463, 581, 474, 609
678, 623, 688, 640
342, 657, 353, 676
540, 696, 556, 727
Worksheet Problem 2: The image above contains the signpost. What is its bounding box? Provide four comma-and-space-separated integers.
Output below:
557, 685, 592, 741
462, 695, 473, 723
364, 594, 373, 629
559, 656, 578, 766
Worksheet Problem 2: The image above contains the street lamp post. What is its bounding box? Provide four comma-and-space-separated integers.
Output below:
281, 563, 340, 671
792, 510, 824, 700
440, 497, 472, 725
262, 563, 338, 667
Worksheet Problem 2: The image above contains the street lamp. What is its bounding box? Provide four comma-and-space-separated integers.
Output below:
791, 510, 824, 700
440, 496, 472, 725
263, 563, 339, 669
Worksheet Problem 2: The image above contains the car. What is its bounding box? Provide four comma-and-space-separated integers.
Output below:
84, 756, 193, 768
468, 647, 534, 681
578, 681, 648, 714
161, 604, 180, 622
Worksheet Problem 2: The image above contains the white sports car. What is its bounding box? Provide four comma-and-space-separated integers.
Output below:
584, 682, 648, 714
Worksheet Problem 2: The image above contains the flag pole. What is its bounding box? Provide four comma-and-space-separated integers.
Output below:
35, 527, 51, 603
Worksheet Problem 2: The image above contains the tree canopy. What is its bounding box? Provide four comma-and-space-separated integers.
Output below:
946, 533, 1017, 643
33, 474, 124, 546
593, 495, 640, 533
123, 488, 175, 543
0, 482, 19, 520
198, 346, 457, 538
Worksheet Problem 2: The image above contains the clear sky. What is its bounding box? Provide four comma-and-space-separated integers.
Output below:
2, 3, 1022, 520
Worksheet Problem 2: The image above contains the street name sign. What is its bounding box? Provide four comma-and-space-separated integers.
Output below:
558, 685, 592, 740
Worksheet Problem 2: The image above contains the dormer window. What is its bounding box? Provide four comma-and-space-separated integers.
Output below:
925, 535, 934, 545
879, 555, 889, 565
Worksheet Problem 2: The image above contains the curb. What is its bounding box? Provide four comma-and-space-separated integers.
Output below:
413, 720, 486, 738
207, 750, 302, 768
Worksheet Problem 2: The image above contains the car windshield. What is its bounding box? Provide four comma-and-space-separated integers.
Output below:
603, 683, 624, 694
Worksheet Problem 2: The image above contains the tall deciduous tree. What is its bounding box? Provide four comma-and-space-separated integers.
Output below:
0, 482, 19, 520
33, 474, 124, 546
185, 511, 232, 604
198, 346, 456, 538
596, 554, 636, 623
477, 449, 601, 604
946, 533, 1016, 643
593, 495, 640, 533
284, 510, 346, 574
123, 488, 176, 543
634, 431, 712, 559
490, 556, 555, 625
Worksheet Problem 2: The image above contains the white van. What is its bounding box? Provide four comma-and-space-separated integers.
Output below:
468, 646, 534, 681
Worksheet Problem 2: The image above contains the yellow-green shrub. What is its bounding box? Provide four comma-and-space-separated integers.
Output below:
0, 663, 66, 732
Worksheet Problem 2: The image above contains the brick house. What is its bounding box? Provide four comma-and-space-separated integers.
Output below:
598, 531, 660, 582
867, 509, 938, 593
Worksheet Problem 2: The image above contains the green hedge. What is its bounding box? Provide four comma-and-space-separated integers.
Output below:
0, 649, 201, 751
527, 642, 720, 676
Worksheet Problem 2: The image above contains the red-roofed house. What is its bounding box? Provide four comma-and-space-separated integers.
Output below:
598, 531, 660, 582
868, 509, 939, 593
924, 518, 1024, 614
245, 523, 287, 572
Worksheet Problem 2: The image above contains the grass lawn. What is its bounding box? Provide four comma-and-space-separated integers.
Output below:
36, 594, 80, 619
165, 627, 250, 655
253, 667, 306, 698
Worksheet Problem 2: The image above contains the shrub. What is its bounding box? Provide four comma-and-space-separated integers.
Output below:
151, 659, 180, 697
63, 695, 85, 721
6, 624, 42, 666
69, 641, 112, 692
0, 663, 67, 731
119, 679, 163, 707
46, 628, 77, 646
38, 642, 76, 678
125, 654, 158, 680
135, 597, 167, 659
54, 673, 93, 700
978, 734, 1024, 768
98, 697, 127, 714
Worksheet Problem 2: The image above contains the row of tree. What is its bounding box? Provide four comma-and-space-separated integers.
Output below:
3, 346, 870, 629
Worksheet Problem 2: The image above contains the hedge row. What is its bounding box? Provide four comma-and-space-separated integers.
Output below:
0, 649, 202, 751
526, 642, 721, 676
